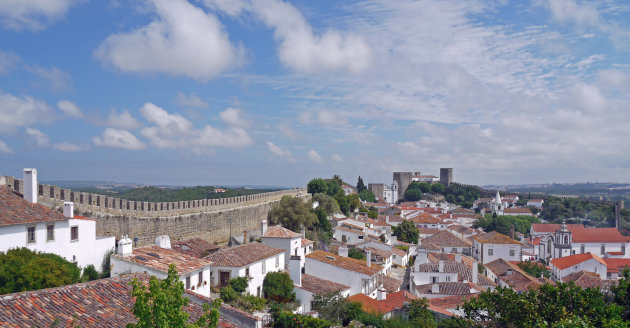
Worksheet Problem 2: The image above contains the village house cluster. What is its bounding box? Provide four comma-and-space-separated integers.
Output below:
0, 168, 629, 326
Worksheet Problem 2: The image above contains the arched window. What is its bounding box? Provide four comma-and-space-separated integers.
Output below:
564, 236, 569, 244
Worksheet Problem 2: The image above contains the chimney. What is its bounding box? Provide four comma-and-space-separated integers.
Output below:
155, 235, 171, 249
385, 215, 390, 224
417, 248, 428, 265
455, 254, 462, 263
23, 168, 37, 203
338, 246, 349, 257
472, 261, 478, 284
118, 235, 133, 256
377, 286, 387, 300
289, 255, 302, 287
63, 202, 74, 218
261, 220, 268, 236
390, 235, 397, 245
243, 231, 248, 244
367, 250, 372, 267
300, 226, 305, 238
431, 283, 440, 294
438, 260, 445, 273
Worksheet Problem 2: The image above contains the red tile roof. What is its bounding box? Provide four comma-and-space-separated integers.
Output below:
550, 253, 607, 270
422, 230, 471, 248
485, 258, 541, 292
503, 208, 533, 214
263, 226, 301, 238
298, 274, 350, 294
473, 231, 521, 244
531, 223, 584, 233
0, 275, 236, 327
114, 245, 213, 275
209, 243, 284, 267
172, 238, 220, 259
570, 228, 628, 243
604, 258, 630, 273
415, 282, 484, 296
562, 270, 614, 290
416, 261, 496, 286
348, 291, 417, 315
0, 186, 68, 227
428, 294, 477, 311
382, 276, 402, 293
306, 250, 382, 276
301, 238, 314, 246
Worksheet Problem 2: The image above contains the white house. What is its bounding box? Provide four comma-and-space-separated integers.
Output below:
260, 221, 313, 269
208, 242, 285, 297
420, 230, 472, 256
549, 253, 608, 281
472, 231, 522, 264
289, 255, 351, 314
305, 250, 383, 298
111, 235, 213, 298
527, 199, 544, 208
0, 169, 115, 270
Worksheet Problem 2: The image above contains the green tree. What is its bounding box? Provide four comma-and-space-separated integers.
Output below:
357, 176, 367, 193
311, 291, 363, 325
228, 277, 248, 294
431, 183, 445, 194
268, 196, 318, 232
263, 272, 296, 303
312, 193, 340, 215
81, 265, 99, 282
393, 220, 419, 244
272, 311, 332, 328
348, 248, 366, 260
518, 260, 550, 278
100, 249, 113, 278
307, 178, 328, 195
359, 189, 377, 202
127, 264, 220, 328
611, 269, 630, 321
0, 248, 81, 294
315, 207, 332, 236
404, 188, 423, 201
409, 298, 437, 328
334, 190, 350, 215
347, 193, 361, 213
417, 182, 432, 193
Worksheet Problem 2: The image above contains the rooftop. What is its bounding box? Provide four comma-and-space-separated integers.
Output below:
0, 186, 68, 227
550, 253, 607, 270
348, 291, 417, 315
114, 245, 212, 275
298, 274, 350, 294
531, 223, 584, 233
485, 258, 541, 292
263, 226, 302, 238
503, 208, 533, 214
562, 270, 615, 290
473, 231, 521, 245
571, 227, 628, 243
422, 230, 471, 248
306, 250, 382, 276
416, 261, 496, 286
209, 243, 284, 268
172, 238, 220, 259
415, 282, 484, 296
382, 275, 402, 294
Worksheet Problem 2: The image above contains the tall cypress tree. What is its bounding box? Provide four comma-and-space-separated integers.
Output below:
356, 176, 366, 193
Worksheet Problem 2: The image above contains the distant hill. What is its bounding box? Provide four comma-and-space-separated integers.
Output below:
484, 182, 630, 201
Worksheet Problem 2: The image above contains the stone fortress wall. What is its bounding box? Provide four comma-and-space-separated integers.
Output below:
0, 173, 308, 246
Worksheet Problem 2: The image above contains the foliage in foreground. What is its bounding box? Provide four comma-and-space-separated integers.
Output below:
392, 219, 419, 244
127, 264, 220, 328
263, 271, 296, 303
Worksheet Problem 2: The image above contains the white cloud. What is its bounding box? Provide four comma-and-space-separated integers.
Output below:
0, 0, 80, 30
175, 92, 209, 108
331, 154, 343, 162
547, 0, 600, 26
25, 127, 50, 147
0, 140, 13, 154
299, 109, 349, 127
219, 107, 249, 128
139, 102, 252, 149
0, 92, 54, 134
203, 0, 246, 16
95, 0, 243, 81
106, 108, 142, 130
93, 128, 146, 150
57, 99, 82, 118
0, 50, 19, 74
27, 66, 73, 92
53, 142, 90, 152
266, 141, 294, 162
307, 150, 323, 164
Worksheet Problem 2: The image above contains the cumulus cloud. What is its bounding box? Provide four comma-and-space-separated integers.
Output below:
139, 102, 252, 150
57, 99, 82, 118
93, 128, 146, 150
205, 0, 371, 74
106, 108, 142, 130
219, 107, 249, 128
0, 50, 19, 74
547, 0, 600, 26
0, 92, 54, 134
266, 141, 294, 162
95, 0, 243, 81
299, 109, 349, 127
25, 127, 50, 147
175, 92, 209, 108
0, 0, 80, 30
0, 140, 13, 154
27, 66, 73, 92
307, 150, 323, 164
53, 142, 90, 152
331, 154, 343, 162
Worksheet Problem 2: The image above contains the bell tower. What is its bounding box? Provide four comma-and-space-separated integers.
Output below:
554, 220, 572, 258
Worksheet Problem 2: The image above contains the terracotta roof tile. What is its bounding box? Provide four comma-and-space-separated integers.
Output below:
348, 291, 417, 315
298, 274, 349, 294
415, 282, 484, 296
604, 258, 630, 273
416, 261, 496, 286
422, 230, 471, 248
429, 294, 477, 310
306, 250, 382, 276
301, 238, 314, 246
263, 226, 301, 238
209, 243, 284, 267
562, 270, 615, 290
503, 208, 532, 214
473, 231, 521, 244
172, 238, 220, 259
485, 259, 541, 292
550, 253, 607, 270
419, 228, 441, 235
0, 186, 68, 227
531, 223, 584, 233
113, 245, 212, 275
382, 276, 402, 293
571, 227, 628, 243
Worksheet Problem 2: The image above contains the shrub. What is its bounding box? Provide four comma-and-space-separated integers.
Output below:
272, 311, 332, 328
81, 265, 99, 282
348, 248, 366, 260
228, 277, 249, 294
220, 285, 239, 303
263, 272, 296, 303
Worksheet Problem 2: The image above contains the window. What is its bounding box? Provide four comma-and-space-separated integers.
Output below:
275, 256, 279, 268
431, 276, 438, 283
245, 267, 250, 278
46, 224, 55, 241
198, 271, 203, 285
446, 276, 451, 282
186, 276, 191, 289
509, 250, 515, 257
451, 248, 457, 252
358, 235, 364, 240
581, 245, 585, 254
601, 244, 605, 255
70, 226, 78, 241
622, 244, 626, 255
488, 248, 494, 256
262, 260, 266, 274
27, 226, 36, 244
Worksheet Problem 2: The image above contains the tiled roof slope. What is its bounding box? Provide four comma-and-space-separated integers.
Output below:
562, 270, 615, 290
263, 226, 301, 238
348, 291, 417, 315
415, 282, 484, 296
0, 275, 235, 328
550, 253, 607, 270
113, 245, 212, 275
571, 228, 628, 243
298, 274, 350, 294
0, 186, 68, 227
604, 258, 630, 273
422, 230, 471, 247
485, 258, 541, 292
531, 223, 584, 233
382, 276, 402, 294
306, 250, 382, 276
473, 231, 521, 244
209, 243, 284, 267
416, 261, 496, 286
172, 238, 220, 258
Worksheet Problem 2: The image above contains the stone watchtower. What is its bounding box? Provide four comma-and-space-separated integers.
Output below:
440, 168, 453, 186
393, 172, 412, 200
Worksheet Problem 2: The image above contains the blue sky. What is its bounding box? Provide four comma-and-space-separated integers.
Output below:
1, 0, 629, 187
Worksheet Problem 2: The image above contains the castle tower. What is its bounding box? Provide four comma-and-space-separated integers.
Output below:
439, 168, 453, 186
393, 172, 413, 200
